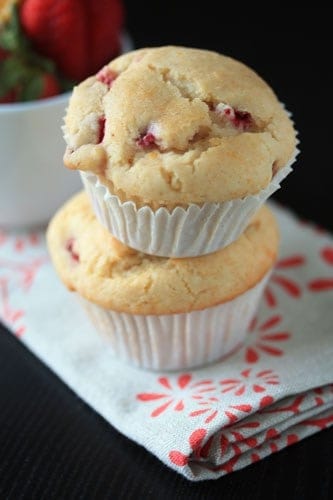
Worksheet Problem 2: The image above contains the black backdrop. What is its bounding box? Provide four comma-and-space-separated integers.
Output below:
0, 5, 333, 500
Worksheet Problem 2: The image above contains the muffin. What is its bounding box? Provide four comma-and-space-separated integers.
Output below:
47, 191, 279, 371
63, 46, 296, 257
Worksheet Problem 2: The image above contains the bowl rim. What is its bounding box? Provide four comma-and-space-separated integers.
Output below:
0, 91, 71, 114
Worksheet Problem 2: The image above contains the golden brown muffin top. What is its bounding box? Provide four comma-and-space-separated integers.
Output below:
63, 46, 296, 208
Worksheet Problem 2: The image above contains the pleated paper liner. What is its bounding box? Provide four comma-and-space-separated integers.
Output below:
80, 148, 298, 258
78, 272, 270, 371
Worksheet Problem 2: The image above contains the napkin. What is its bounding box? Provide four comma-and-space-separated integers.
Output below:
0, 203, 333, 481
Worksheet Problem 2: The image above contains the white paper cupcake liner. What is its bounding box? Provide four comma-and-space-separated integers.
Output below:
80, 148, 298, 258
78, 272, 270, 371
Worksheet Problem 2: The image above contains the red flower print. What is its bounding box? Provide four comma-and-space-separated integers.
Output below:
286, 434, 299, 445
0, 257, 47, 290
308, 279, 333, 292
188, 393, 274, 426
265, 428, 280, 453
169, 420, 262, 471
0, 234, 48, 337
0, 231, 7, 246
137, 374, 216, 417
260, 394, 304, 415
211, 420, 262, 473
224, 403, 253, 424
251, 453, 260, 463
212, 451, 241, 473
313, 385, 333, 406
219, 368, 280, 396
265, 255, 305, 307
307, 246, 333, 292
244, 315, 291, 363
169, 428, 208, 466
301, 412, 333, 430
14, 233, 39, 252
228, 420, 261, 448
256, 429, 298, 455
321, 247, 333, 265
189, 396, 220, 424
215, 435, 242, 473
259, 395, 275, 409
313, 387, 325, 406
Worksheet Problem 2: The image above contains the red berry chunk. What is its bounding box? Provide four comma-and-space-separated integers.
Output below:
65, 238, 79, 262
232, 110, 253, 130
136, 132, 156, 148
215, 103, 253, 130
96, 67, 118, 87
98, 116, 106, 143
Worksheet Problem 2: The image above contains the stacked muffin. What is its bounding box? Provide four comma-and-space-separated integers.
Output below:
47, 46, 297, 370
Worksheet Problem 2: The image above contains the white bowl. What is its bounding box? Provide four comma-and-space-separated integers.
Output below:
0, 34, 133, 229
0, 92, 79, 228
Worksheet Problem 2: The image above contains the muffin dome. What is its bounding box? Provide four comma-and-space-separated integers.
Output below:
63, 46, 296, 208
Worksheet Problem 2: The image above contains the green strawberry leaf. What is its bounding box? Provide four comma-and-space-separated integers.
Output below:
18, 72, 43, 101
0, 5, 74, 100
28, 50, 56, 73
0, 25, 18, 51
0, 55, 27, 96
0, 5, 27, 52
0, 78, 12, 99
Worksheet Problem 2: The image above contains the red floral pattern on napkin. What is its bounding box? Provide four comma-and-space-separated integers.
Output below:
0, 232, 47, 335
1, 204, 333, 481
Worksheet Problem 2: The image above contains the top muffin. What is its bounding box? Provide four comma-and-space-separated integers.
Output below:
63, 46, 296, 208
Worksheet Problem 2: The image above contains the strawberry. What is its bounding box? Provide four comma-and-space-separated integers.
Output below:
0, 5, 62, 102
0, 47, 8, 60
0, 45, 17, 102
20, 0, 124, 81
0, 88, 17, 103
39, 73, 60, 99
0, 70, 60, 102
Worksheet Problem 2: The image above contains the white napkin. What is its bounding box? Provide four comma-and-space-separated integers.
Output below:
0, 204, 333, 481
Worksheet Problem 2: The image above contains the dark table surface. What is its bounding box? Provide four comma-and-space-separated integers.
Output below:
1, 5, 333, 499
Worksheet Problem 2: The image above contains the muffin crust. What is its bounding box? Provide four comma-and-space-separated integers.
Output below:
63, 46, 296, 208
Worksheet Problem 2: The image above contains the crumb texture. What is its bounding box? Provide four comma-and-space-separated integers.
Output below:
47, 192, 279, 314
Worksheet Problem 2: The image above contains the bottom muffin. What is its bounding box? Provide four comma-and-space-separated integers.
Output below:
47, 192, 279, 370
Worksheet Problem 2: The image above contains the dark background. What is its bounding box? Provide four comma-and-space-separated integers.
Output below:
1, 5, 332, 500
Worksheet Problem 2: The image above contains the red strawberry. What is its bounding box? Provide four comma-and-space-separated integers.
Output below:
0, 73, 60, 103
20, 0, 124, 81
0, 6, 63, 102
0, 47, 8, 61
0, 88, 17, 103
39, 73, 60, 99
